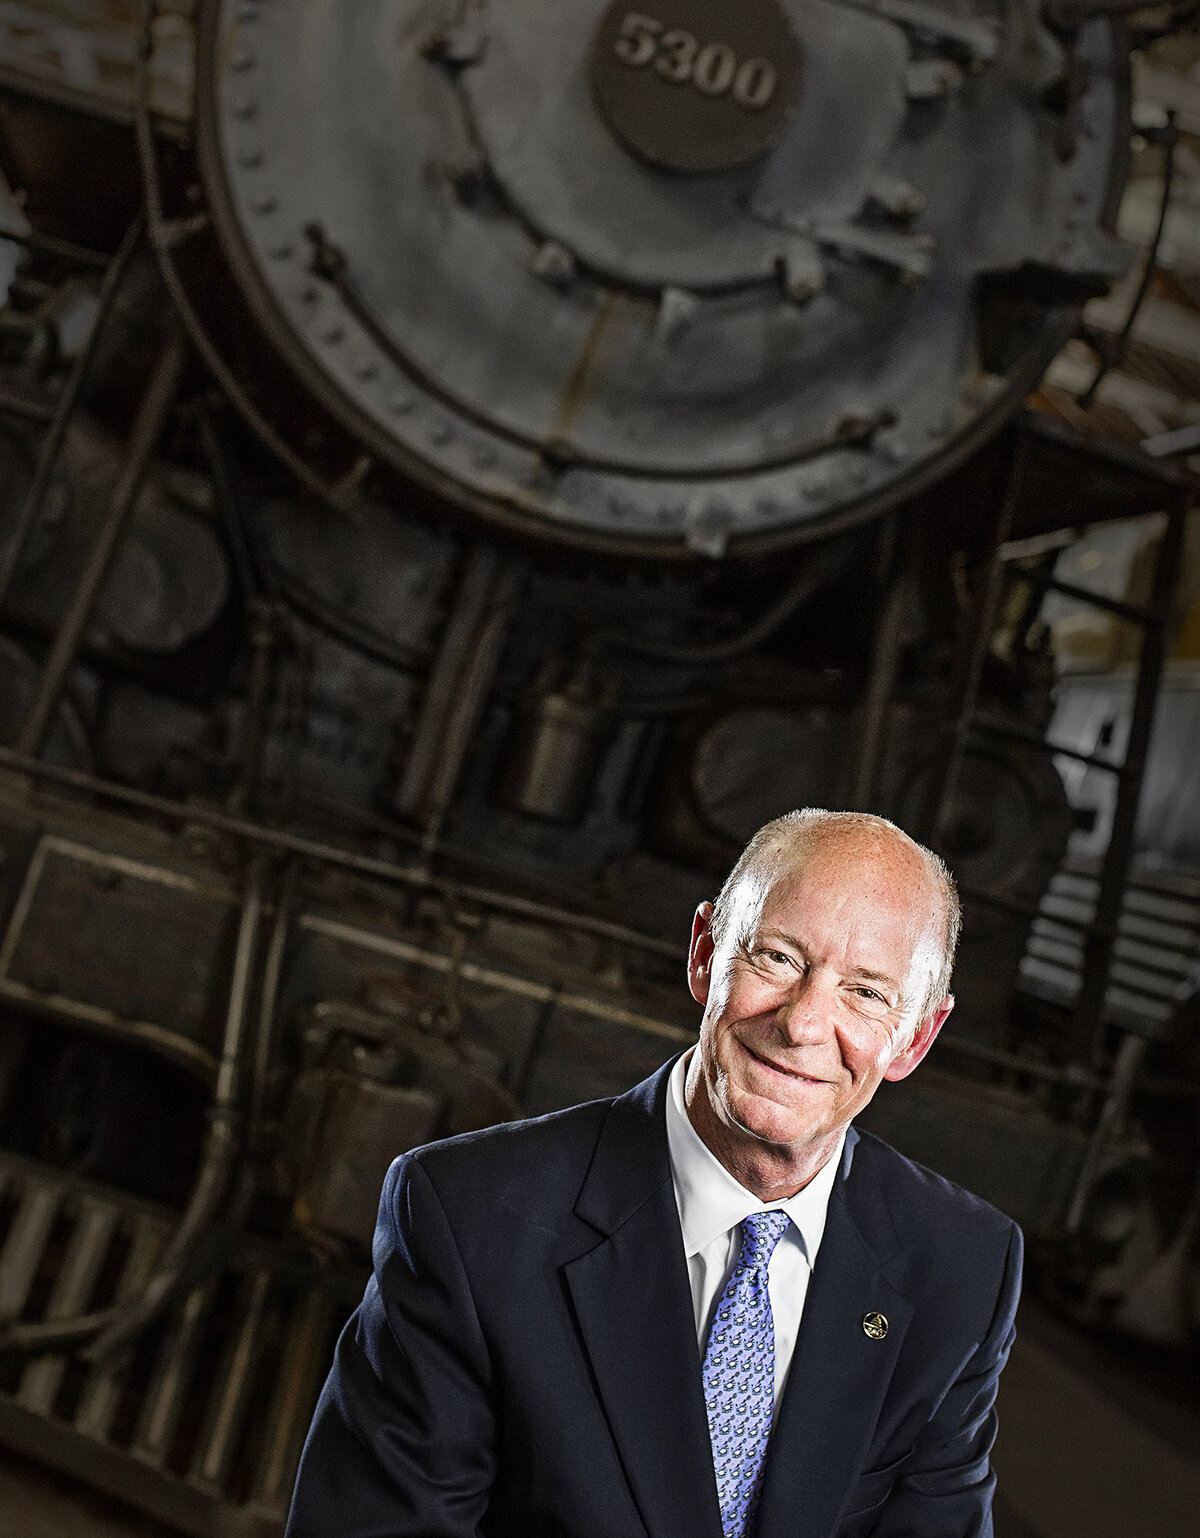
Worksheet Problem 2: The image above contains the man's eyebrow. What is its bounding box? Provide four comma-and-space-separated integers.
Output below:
850, 967, 901, 989
755, 926, 806, 952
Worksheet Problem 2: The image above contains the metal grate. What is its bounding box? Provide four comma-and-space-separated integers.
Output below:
1018, 862, 1200, 1038
0, 1149, 342, 1536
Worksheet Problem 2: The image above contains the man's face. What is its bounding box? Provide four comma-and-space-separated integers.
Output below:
687, 834, 952, 1163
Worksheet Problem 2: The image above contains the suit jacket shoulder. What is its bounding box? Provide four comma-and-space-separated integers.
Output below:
842, 1125, 1022, 1340
395, 1093, 624, 1259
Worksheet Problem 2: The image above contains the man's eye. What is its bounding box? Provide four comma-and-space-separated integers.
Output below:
762, 950, 791, 966
853, 987, 883, 1003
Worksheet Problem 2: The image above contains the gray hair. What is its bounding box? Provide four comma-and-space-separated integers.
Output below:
709, 808, 962, 1021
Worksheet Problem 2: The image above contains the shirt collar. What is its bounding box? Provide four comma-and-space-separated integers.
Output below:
665, 1049, 846, 1267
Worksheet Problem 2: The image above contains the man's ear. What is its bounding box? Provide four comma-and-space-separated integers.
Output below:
688, 901, 716, 1006
883, 994, 954, 1082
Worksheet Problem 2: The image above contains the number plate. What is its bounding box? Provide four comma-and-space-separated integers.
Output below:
590, 0, 802, 174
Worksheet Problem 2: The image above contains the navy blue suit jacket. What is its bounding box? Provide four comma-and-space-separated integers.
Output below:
286, 1057, 1022, 1537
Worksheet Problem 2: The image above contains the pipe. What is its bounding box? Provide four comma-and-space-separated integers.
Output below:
0, 216, 143, 613
0, 742, 686, 960
583, 535, 859, 667
850, 514, 911, 810
0, 856, 268, 1357
14, 330, 188, 758
84, 855, 268, 1361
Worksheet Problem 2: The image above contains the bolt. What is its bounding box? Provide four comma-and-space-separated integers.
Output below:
531, 240, 576, 288
781, 248, 825, 304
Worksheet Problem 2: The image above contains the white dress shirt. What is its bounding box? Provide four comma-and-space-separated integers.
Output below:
665, 1050, 846, 1414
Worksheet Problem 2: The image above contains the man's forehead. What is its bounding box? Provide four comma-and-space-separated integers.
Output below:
741, 836, 941, 970
761, 828, 935, 905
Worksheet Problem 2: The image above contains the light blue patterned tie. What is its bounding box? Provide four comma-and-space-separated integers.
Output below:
701, 1210, 791, 1538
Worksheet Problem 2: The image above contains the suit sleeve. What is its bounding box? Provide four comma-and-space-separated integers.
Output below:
285, 1153, 496, 1538
867, 1219, 1023, 1538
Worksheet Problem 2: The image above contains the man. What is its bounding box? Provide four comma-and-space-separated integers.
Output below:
287, 809, 1022, 1538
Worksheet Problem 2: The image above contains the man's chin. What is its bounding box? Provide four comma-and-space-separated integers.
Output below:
723, 1085, 825, 1151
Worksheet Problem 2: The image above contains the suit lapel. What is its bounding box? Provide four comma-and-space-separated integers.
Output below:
564, 1063, 724, 1538
755, 1135, 914, 1538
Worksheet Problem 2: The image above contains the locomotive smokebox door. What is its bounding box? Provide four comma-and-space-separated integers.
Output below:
196, 0, 1132, 554
589, 0, 803, 174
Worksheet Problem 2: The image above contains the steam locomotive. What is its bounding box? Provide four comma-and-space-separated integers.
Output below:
0, 3, 1189, 1533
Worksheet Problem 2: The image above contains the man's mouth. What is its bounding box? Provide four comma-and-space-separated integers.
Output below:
746, 1046, 828, 1086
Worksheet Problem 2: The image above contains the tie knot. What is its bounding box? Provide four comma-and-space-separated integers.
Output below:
739, 1210, 790, 1269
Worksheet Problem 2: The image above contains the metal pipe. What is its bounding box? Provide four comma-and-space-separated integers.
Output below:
14, 330, 188, 758
584, 535, 859, 667
248, 859, 298, 1160
0, 216, 143, 613
393, 543, 525, 834
0, 742, 686, 960
84, 855, 268, 1362
0, 856, 267, 1357
851, 516, 912, 810
421, 559, 525, 852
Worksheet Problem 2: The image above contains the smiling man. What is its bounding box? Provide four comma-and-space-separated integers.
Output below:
287, 810, 1022, 1538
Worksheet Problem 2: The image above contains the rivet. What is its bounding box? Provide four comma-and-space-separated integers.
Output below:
387, 390, 414, 415
233, 100, 257, 120
322, 323, 344, 344
429, 419, 453, 445
238, 147, 264, 169
252, 192, 277, 215
472, 444, 496, 469
354, 356, 379, 381
232, 50, 255, 71
270, 242, 294, 260
300, 283, 321, 305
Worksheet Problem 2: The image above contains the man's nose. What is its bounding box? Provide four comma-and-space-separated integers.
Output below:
773, 974, 833, 1045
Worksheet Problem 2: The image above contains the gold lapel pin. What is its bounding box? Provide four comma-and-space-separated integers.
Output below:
862, 1311, 888, 1340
